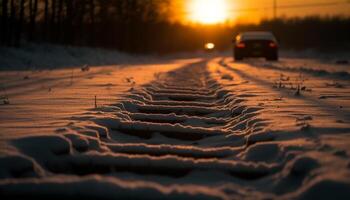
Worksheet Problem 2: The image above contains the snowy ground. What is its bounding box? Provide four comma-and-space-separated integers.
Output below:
1, 49, 350, 199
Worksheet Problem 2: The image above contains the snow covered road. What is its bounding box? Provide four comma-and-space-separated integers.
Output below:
1, 57, 350, 199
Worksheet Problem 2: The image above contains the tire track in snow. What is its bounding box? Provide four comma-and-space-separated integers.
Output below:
103, 60, 265, 144
1, 59, 288, 199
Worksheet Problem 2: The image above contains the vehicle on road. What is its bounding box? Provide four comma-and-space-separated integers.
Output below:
233, 31, 279, 61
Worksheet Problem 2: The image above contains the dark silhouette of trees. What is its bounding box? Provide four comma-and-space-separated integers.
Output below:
0, 0, 349, 53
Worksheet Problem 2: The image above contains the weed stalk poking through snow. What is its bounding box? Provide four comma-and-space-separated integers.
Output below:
1, 85, 10, 105
1, 96, 10, 105
295, 72, 307, 96
70, 69, 74, 85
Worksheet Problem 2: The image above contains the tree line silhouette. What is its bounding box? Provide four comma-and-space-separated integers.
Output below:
1, 0, 349, 53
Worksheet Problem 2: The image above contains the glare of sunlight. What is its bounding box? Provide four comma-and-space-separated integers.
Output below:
204, 42, 215, 50
187, 0, 231, 24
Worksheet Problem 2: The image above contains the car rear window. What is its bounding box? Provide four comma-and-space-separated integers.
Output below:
241, 32, 275, 41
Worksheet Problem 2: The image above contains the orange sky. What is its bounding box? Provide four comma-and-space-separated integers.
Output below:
174, 0, 350, 24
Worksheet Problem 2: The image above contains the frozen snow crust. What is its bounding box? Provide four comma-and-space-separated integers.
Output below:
1, 58, 350, 199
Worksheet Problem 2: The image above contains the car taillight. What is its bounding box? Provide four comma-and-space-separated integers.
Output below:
236, 42, 245, 48
269, 42, 277, 48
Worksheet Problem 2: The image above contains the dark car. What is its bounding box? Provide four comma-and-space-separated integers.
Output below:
233, 31, 279, 61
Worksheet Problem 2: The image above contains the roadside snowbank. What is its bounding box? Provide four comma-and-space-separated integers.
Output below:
0, 43, 151, 70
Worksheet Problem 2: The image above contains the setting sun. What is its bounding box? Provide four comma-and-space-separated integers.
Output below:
187, 0, 230, 24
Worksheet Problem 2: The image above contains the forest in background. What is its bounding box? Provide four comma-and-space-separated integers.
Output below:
1, 0, 350, 54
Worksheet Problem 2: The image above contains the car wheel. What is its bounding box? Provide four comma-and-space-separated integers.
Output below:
234, 53, 243, 61
266, 53, 278, 61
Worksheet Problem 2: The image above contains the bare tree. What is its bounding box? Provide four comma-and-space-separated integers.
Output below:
88, 0, 95, 45
1, 0, 9, 45
64, 0, 74, 43
57, 0, 63, 42
14, 0, 25, 46
28, 0, 38, 41
76, 0, 87, 45
51, 0, 56, 41
43, 0, 49, 40
9, 0, 16, 45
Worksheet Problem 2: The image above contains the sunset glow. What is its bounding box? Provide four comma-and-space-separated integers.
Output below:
181, 0, 350, 25
187, 0, 231, 24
